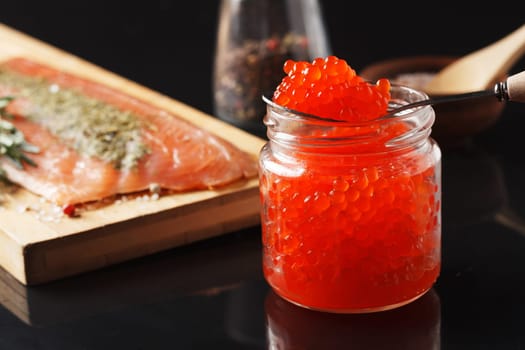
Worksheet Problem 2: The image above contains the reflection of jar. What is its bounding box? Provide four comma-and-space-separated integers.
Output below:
258, 85, 442, 313
265, 288, 441, 349
213, 0, 331, 138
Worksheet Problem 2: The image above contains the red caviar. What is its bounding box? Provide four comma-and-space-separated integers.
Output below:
259, 56, 441, 313
273, 55, 391, 122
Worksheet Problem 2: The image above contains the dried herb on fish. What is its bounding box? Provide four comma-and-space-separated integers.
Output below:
0, 69, 150, 170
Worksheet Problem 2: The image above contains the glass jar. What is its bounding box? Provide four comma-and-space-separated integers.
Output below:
258, 85, 442, 313
265, 288, 441, 349
213, 0, 331, 138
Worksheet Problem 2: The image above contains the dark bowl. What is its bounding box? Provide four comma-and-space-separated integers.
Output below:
359, 55, 506, 147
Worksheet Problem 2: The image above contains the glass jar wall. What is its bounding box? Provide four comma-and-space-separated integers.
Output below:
258, 85, 442, 313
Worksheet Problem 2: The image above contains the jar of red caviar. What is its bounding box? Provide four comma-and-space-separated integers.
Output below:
259, 85, 442, 313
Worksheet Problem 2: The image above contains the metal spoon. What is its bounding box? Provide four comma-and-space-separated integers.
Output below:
383, 70, 525, 119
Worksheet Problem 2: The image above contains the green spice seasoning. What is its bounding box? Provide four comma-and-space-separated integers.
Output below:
0, 69, 150, 170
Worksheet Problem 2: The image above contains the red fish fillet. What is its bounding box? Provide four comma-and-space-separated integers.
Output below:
0, 57, 259, 205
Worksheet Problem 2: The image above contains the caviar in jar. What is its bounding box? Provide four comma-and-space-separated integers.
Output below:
259, 56, 442, 313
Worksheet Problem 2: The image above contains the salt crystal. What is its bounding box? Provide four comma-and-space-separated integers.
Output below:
49, 84, 60, 94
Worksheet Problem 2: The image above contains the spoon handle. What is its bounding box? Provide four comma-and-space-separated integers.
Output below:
383, 70, 525, 119
504, 70, 525, 102
382, 89, 495, 119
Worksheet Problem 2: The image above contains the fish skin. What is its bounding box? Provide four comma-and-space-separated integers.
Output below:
0, 58, 258, 205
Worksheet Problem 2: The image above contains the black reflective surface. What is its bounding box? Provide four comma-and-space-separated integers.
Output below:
1, 2, 525, 349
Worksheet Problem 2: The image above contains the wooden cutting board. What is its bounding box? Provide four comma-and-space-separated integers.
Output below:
0, 232, 263, 326
0, 23, 266, 286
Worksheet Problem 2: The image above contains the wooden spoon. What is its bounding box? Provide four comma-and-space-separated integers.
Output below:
424, 24, 525, 95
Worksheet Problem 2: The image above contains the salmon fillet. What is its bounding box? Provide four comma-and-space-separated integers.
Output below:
0, 57, 258, 206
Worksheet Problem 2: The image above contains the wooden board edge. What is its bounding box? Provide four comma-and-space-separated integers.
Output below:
0, 229, 263, 327
21, 187, 261, 285
0, 226, 27, 285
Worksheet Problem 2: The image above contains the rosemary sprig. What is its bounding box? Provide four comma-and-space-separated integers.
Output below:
0, 96, 39, 182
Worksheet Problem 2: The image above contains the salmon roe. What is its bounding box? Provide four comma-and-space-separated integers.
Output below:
259, 55, 442, 313
272, 55, 391, 122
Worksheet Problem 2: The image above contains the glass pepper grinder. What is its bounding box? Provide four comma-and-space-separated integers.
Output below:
212, 0, 332, 138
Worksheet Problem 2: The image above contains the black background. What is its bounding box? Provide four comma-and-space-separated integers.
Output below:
2, 1, 523, 117
1, 2, 525, 349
